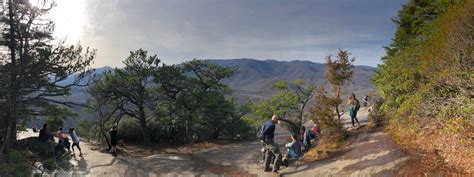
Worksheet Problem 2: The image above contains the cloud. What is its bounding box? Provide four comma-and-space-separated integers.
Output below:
64, 0, 405, 67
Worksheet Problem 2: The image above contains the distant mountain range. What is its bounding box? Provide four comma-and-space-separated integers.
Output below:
208, 59, 376, 101
36, 59, 377, 128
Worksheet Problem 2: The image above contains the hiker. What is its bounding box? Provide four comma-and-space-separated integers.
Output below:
261, 115, 283, 174
300, 126, 311, 151
348, 94, 361, 127
258, 124, 269, 163
311, 124, 321, 139
55, 128, 71, 153
69, 128, 83, 156
54, 139, 66, 156
38, 123, 52, 142
363, 95, 369, 107
109, 125, 118, 156
282, 134, 302, 167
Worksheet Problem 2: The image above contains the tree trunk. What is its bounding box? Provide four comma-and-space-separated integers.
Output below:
100, 125, 111, 150
138, 107, 151, 145
1, 0, 18, 155
335, 87, 341, 122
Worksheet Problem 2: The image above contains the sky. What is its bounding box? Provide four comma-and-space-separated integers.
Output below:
49, 0, 405, 68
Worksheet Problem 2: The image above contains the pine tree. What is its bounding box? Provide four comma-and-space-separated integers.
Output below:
325, 49, 354, 122
0, 0, 95, 154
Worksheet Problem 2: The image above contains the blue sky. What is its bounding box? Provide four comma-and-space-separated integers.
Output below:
61, 0, 406, 67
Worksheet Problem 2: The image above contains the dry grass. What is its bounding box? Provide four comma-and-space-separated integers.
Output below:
300, 136, 350, 162
388, 119, 473, 174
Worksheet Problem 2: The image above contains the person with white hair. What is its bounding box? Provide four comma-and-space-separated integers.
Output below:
260, 115, 283, 174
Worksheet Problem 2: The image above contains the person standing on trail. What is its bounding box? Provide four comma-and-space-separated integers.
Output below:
300, 126, 311, 151
261, 115, 283, 174
69, 128, 83, 156
109, 125, 118, 156
363, 95, 369, 107
348, 94, 361, 127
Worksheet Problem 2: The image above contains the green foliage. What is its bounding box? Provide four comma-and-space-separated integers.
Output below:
0, 150, 32, 177
246, 79, 317, 133
77, 120, 96, 141
367, 94, 386, 129
326, 50, 355, 87
90, 49, 161, 144
42, 158, 57, 171
117, 118, 143, 142
87, 52, 250, 145
0, 0, 95, 153
325, 49, 355, 122
311, 86, 348, 143
374, 0, 472, 120
374, 0, 473, 171
44, 105, 77, 131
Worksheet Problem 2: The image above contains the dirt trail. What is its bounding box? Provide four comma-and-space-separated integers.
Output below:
20, 107, 410, 176
195, 107, 411, 176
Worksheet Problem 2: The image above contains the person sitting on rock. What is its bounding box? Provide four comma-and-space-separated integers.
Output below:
311, 124, 321, 139
282, 134, 302, 167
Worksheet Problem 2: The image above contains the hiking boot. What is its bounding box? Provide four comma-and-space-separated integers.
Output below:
264, 168, 272, 172
272, 170, 279, 175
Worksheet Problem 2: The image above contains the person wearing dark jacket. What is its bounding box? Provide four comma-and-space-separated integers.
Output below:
109, 125, 118, 156
261, 115, 283, 174
38, 123, 52, 142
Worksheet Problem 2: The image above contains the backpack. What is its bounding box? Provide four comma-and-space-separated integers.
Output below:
355, 98, 361, 111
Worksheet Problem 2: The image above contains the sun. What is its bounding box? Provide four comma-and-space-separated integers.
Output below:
29, 0, 87, 44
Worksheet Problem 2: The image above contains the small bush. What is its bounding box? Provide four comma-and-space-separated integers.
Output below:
42, 158, 57, 171
367, 95, 386, 129
117, 118, 143, 142
0, 150, 32, 177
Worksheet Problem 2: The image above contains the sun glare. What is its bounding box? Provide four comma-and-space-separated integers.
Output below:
29, 0, 87, 44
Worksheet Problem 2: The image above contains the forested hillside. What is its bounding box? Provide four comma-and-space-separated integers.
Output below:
373, 1, 473, 172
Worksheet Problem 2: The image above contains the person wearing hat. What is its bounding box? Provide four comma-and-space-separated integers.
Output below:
261, 115, 283, 174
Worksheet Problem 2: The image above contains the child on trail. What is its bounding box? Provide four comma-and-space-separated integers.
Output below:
109, 125, 118, 156
69, 128, 83, 156
282, 134, 302, 167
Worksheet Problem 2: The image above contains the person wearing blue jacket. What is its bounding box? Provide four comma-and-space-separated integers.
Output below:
260, 115, 283, 174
